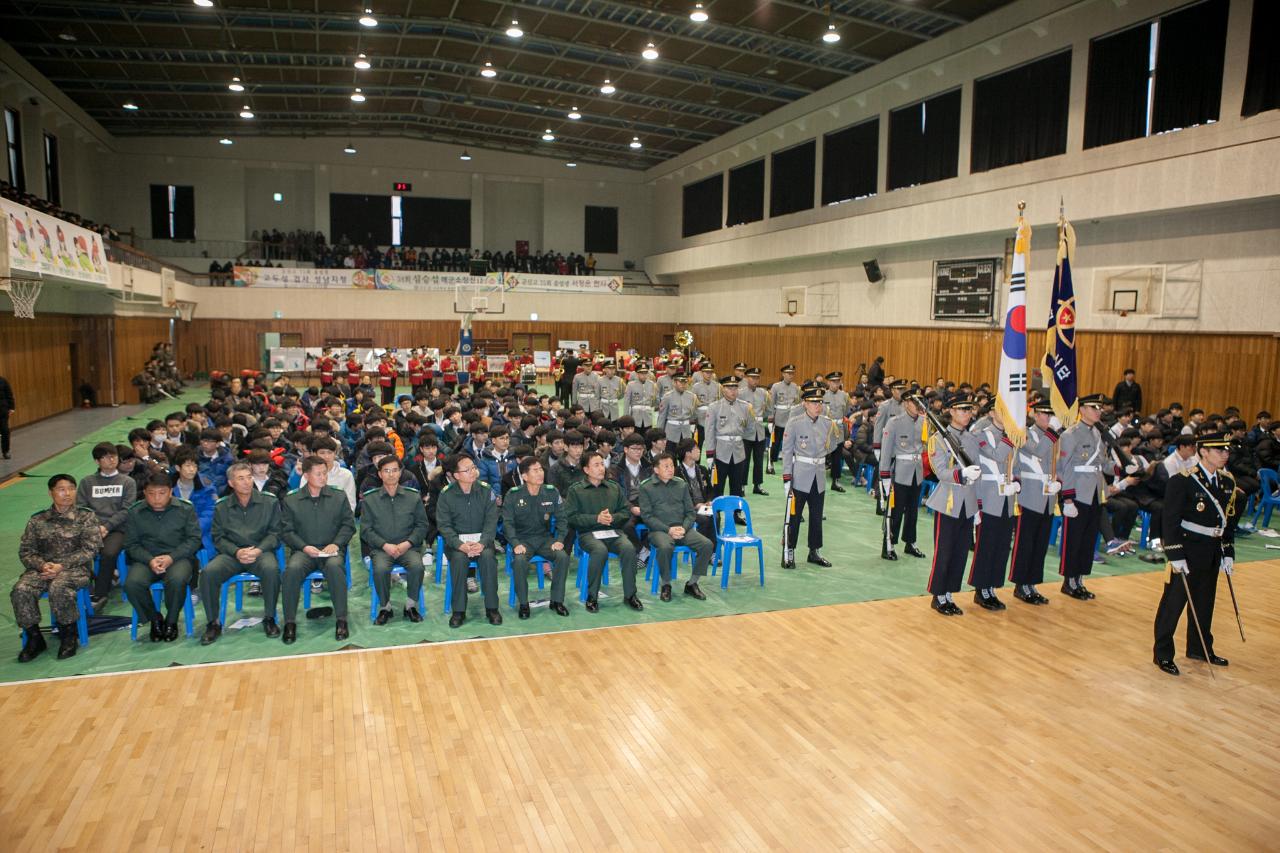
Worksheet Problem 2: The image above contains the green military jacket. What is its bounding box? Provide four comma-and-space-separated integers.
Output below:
564, 479, 629, 533
124, 498, 203, 565
502, 483, 561, 547
281, 486, 355, 551
211, 489, 280, 557
361, 486, 428, 550
436, 481, 498, 550
19, 505, 103, 572
637, 476, 695, 533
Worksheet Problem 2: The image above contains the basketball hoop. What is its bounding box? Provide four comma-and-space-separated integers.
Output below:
1, 278, 44, 319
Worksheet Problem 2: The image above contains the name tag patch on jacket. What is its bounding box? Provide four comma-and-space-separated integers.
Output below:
92, 485, 125, 498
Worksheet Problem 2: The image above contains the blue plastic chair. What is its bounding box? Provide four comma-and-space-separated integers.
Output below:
710, 495, 764, 589
1254, 469, 1279, 528
645, 544, 692, 594
1137, 510, 1152, 548
365, 555, 426, 621
91, 551, 128, 614
128, 572, 197, 641
18, 586, 92, 649
573, 541, 616, 602
439, 538, 480, 614
301, 548, 353, 610
505, 545, 549, 607
920, 480, 938, 511
216, 544, 284, 624
860, 463, 877, 492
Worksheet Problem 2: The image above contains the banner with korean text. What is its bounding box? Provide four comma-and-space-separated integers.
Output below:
2, 197, 110, 285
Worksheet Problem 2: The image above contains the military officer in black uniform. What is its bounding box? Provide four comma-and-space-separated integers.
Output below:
1152, 431, 1237, 676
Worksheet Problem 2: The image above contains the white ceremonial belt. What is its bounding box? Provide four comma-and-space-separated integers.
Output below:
794, 455, 826, 465
632, 404, 653, 410
1021, 473, 1048, 481
578, 393, 596, 399
775, 404, 793, 410
895, 453, 919, 461
666, 419, 688, 426
1073, 465, 1100, 472
980, 474, 1003, 482
1181, 520, 1224, 538
716, 435, 744, 442
697, 405, 709, 411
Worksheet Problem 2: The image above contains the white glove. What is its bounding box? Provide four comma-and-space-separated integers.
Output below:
962, 465, 981, 484
1049, 416, 1063, 431
1008, 481, 1022, 494
880, 480, 892, 499
1047, 481, 1062, 495
1221, 557, 1234, 575
1062, 501, 1079, 518
973, 512, 982, 527
1171, 559, 1189, 575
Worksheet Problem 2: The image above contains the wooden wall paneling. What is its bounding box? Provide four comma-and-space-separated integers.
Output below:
0, 313, 78, 427
110, 318, 174, 406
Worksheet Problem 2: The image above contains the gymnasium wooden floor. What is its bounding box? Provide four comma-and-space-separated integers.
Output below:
2, 563, 1276, 851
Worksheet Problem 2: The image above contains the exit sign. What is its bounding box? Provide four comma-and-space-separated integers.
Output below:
393, 181, 412, 192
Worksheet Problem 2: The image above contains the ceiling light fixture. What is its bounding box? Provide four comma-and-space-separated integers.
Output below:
122, 102, 139, 110
350, 87, 366, 102
506, 19, 523, 38
541, 128, 556, 141
822, 17, 841, 44
567, 107, 582, 120
343, 142, 357, 154
690, 3, 708, 23
218, 137, 233, 145
353, 53, 371, 70
459, 149, 472, 161
566, 161, 577, 167
228, 76, 245, 92
642, 42, 659, 60
600, 78, 616, 95
57, 29, 77, 42
359, 8, 377, 27
480, 62, 497, 78
630, 136, 642, 149
239, 105, 254, 118
193, 0, 214, 7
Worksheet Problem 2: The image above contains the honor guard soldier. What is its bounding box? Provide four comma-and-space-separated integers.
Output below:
407, 349, 427, 395
436, 453, 502, 628
780, 386, 839, 568
741, 368, 772, 496
767, 365, 799, 474
702, 375, 752, 505
198, 461, 283, 645
968, 407, 1019, 610
622, 362, 659, 429
924, 394, 983, 615
503, 457, 571, 619
572, 363, 600, 413
597, 360, 625, 421
878, 394, 927, 560
1057, 393, 1109, 600
657, 372, 698, 444
732, 362, 748, 382
377, 351, 399, 406
656, 359, 679, 402
362, 455, 429, 625
1152, 431, 1236, 676
690, 364, 721, 448
317, 348, 337, 389
1009, 401, 1062, 604
12, 474, 101, 662
345, 351, 361, 391
823, 372, 852, 491
873, 381, 909, 510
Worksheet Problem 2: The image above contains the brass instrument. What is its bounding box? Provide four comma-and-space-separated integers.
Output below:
674, 329, 694, 349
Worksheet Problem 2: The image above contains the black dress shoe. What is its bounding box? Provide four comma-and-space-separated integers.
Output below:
881, 549, 898, 561
946, 601, 964, 615
56, 626, 78, 660
449, 611, 466, 628
1186, 652, 1229, 666
375, 608, 392, 625
974, 592, 1001, 611
807, 551, 832, 567
550, 601, 570, 616
904, 544, 926, 558
282, 622, 297, 644
753, 486, 769, 496
734, 512, 747, 527
585, 598, 599, 613
90, 595, 108, 613
1076, 584, 1095, 600
17, 629, 46, 663
149, 619, 165, 642
334, 619, 349, 641
830, 482, 846, 493
200, 623, 222, 646
987, 593, 1006, 611
164, 621, 179, 642
930, 598, 951, 616
625, 595, 644, 611
766, 464, 775, 476
684, 582, 706, 601
518, 604, 531, 619
263, 617, 281, 638
403, 606, 423, 623
486, 608, 503, 625
1154, 657, 1180, 676
659, 584, 672, 602
1013, 588, 1049, 606
1060, 581, 1090, 600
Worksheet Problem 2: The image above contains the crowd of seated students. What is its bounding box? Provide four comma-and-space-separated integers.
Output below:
10, 349, 1278, 664
1, 180, 122, 244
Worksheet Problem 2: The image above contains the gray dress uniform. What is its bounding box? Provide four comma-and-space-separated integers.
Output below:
924, 424, 982, 597
622, 377, 659, 428
1056, 420, 1106, 582
657, 388, 698, 443
704, 393, 753, 500
873, 396, 905, 456
1009, 422, 1061, 589
768, 378, 800, 464
781, 409, 839, 554
879, 412, 925, 547
969, 423, 1018, 594
690, 375, 721, 434
656, 373, 676, 402
572, 370, 600, 413
597, 373, 625, 420
741, 379, 772, 490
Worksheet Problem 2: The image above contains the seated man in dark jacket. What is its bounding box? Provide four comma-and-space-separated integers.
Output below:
123, 473, 203, 642
362, 455, 429, 625
565, 451, 640, 613
280, 455, 355, 643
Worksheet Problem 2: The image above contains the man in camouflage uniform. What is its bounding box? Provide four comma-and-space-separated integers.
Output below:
13, 474, 102, 662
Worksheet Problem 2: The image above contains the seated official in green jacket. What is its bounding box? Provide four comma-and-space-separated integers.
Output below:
280, 455, 355, 644
198, 461, 282, 645
362, 455, 429, 625
123, 472, 203, 643
436, 453, 500, 629
638, 452, 714, 602
564, 451, 640, 613
502, 456, 570, 619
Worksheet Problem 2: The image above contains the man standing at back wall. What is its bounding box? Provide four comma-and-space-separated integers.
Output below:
0, 371, 14, 459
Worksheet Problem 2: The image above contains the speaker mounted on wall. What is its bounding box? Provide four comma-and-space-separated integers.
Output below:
862, 259, 884, 284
